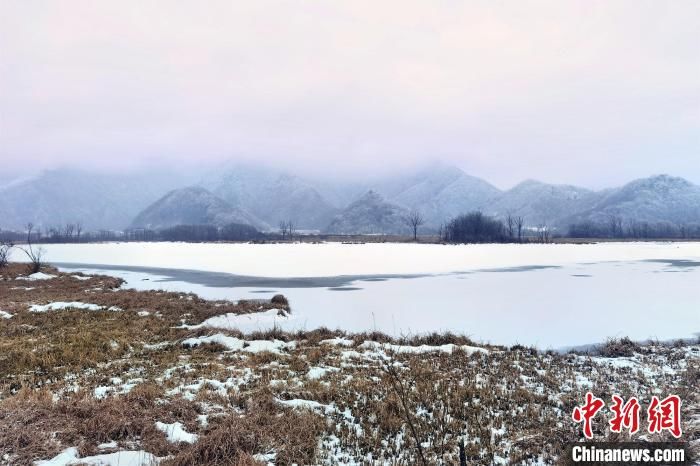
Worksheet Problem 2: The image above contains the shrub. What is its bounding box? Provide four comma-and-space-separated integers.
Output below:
271, 294, 289, 306
597, 337, 641, 357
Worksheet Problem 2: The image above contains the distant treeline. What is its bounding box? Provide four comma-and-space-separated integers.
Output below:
4, 214, 700, 244
0, 222, 264, 243
440, 211, 551, 243
568, 217, 700, 239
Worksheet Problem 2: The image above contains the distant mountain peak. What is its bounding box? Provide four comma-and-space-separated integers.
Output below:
130, 186, 265, 230
629, 174, 693, 189
325, 190, 408, 235
359, 189, 384, 202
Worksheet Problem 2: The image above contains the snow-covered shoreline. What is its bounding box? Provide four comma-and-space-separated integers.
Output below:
18, 241, 700, 278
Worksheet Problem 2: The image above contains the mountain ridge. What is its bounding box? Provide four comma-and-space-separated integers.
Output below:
2, 165, 700, 235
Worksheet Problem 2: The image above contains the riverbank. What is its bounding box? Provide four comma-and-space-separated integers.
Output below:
0, 264, 698, 465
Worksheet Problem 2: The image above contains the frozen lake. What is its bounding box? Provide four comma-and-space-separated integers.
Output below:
26, 242, 700, 349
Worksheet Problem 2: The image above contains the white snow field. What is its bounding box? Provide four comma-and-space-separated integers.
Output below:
27, 241, 700, 277
33, 241, 700, 349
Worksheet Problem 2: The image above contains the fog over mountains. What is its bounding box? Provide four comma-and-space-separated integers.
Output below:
2, 162, 700, 235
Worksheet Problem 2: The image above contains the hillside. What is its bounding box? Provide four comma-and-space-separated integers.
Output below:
0, 169, 188, 230
324, 190, 409, 235
203, 164, 337, 230
3, 165, 700, 235
130, 187, 266, 230
570, 175, 700, 225
381, 163, 501, 225
485, 180, 599, 231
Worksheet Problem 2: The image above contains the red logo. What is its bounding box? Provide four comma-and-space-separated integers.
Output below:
647, 395, 682, 438
573, 393, 682, 439
572, 392, 605, 439
609, 395, 640, 434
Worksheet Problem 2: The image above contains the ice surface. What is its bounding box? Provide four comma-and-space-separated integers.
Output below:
51, 242, 700, 349
33, 241, 700, 277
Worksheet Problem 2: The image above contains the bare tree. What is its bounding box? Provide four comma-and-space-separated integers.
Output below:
64, 223, 75, 241
515, 216, 525, 243
286, 220, 296, 241
18, 223, 45, 273
75, 222, 83, 242
607, 215, 623, 238
403, 210, 425, 241
506, 213, 515, 239
0, 240, 13, 268
536, 223, 551, 243
278, 220, 288, 240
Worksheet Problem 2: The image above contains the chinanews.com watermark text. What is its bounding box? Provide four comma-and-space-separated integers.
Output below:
565, 392, 695, 464
565, 442, 691, 465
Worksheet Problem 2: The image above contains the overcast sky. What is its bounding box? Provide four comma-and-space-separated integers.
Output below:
1, 1, 699, 188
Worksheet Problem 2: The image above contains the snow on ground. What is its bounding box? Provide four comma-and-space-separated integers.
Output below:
307, 366, 339, 380
97, 441, 118, 450
93, 378, 142, 399
359, 340, 489, 355
198, 308, 293, 332
0, 310, 12, 319
33, 241, 700, 277
17, 272, 56, 281
155, 421, 198, 444
29, 302, 105, 313
182, 334, 296, 354
34, 447, 158, 466
319, 337, 355, 346
252, 452, 276, 463
277, 398, 335, 414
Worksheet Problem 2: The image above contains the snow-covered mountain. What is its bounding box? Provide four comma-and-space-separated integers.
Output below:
382, 163, 501, 225
0, 169, 188, 231
325, 190, 409, 235
3, 164, 700, 235
201, 163, 338, 230
566, 175, 700, 226
130, 187, 266, 230
484, 180, 599, 229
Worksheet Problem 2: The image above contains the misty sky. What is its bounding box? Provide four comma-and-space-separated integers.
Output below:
1, 1, 699, 188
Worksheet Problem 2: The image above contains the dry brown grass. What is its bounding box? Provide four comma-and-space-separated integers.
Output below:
0, 383, 201, 464
0, 264, 697, 465
163, 394, 324, 466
